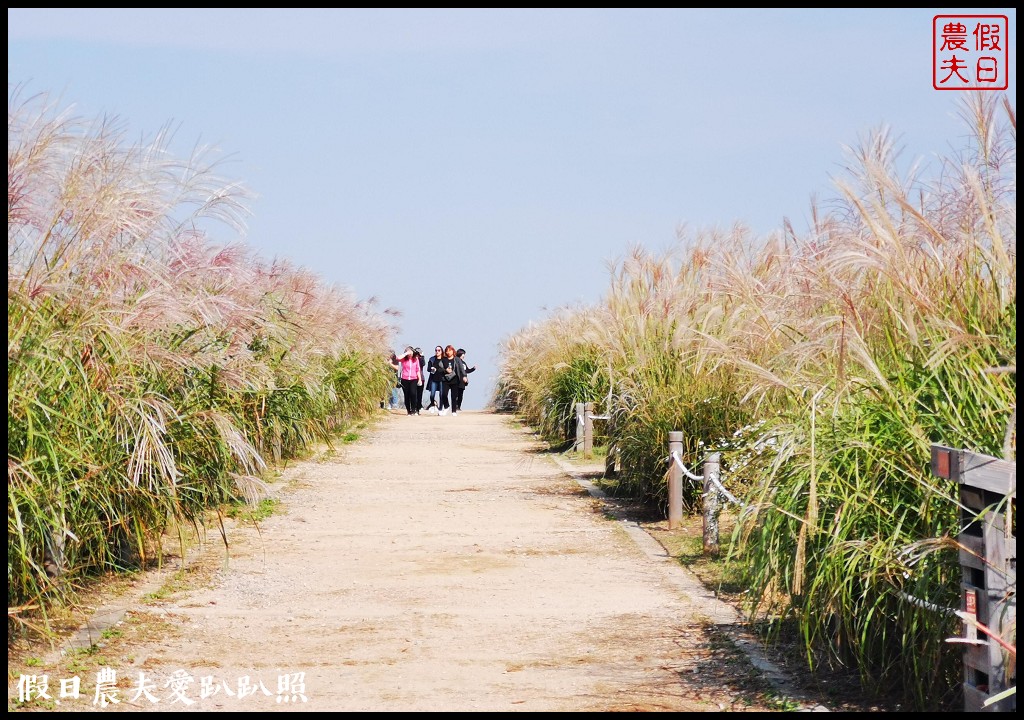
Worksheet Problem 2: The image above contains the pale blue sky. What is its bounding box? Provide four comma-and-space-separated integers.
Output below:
8, 9, 1017, 409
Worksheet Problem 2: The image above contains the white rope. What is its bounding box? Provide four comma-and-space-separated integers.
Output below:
668, 450, 704, 481
587, 414, 610, 420
668, 450, 745, 506
708, 473, 743, 507
898, 591, 958, 616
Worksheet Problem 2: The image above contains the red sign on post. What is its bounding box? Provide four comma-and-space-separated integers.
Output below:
933, 15, 1009, 90
963, 588, 978, 642
965, 588, 977, 615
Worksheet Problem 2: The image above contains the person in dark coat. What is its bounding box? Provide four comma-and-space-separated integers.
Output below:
424, 345, 444, 413
439, 345, 465, 416
453, 348, 476, 413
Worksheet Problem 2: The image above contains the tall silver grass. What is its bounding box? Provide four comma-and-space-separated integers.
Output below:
493, 92, 1015, 708
8, 87, 397, 631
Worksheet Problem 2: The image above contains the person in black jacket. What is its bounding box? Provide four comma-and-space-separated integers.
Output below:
439, 345, 465, 416
424, 345, 445, 413
453, 348, 476, 413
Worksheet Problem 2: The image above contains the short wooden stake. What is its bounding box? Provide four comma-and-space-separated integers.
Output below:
668, 431, 683, 530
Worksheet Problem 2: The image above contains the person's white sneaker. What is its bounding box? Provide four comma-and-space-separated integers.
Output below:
439, 408, 448, 416
451, 412, 458, 416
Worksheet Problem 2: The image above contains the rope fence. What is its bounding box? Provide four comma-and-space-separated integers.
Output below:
662, 435, 960, 623
569, 412, 977, 631
573, 413, 1011, 710
668, 450, 745, 507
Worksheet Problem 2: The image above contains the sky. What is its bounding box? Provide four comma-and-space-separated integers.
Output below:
8, 9, 1017, 409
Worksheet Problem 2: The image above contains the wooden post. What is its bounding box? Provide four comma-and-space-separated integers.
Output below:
668, 431, 683, 530
703, 452, 721, 554
932, 445, 1017, 712
583, 402, 594, 458
575, 403, 585, 452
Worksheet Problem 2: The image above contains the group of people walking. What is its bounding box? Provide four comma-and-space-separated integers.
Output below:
388, 345, 476, 416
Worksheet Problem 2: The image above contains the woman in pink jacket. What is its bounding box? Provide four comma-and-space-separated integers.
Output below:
390, 346, 423, 415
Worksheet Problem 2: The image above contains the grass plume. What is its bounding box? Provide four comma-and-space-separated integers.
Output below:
493, 92, 1015, 708
8, 87, 398, 631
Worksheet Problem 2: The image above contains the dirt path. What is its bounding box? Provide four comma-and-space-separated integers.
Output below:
9, 410, 823, 712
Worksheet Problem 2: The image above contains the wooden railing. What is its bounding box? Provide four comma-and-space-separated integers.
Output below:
931, 445, 1016, 712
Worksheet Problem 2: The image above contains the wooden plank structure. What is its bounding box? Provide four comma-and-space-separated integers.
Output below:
931, 445, 1016, 712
